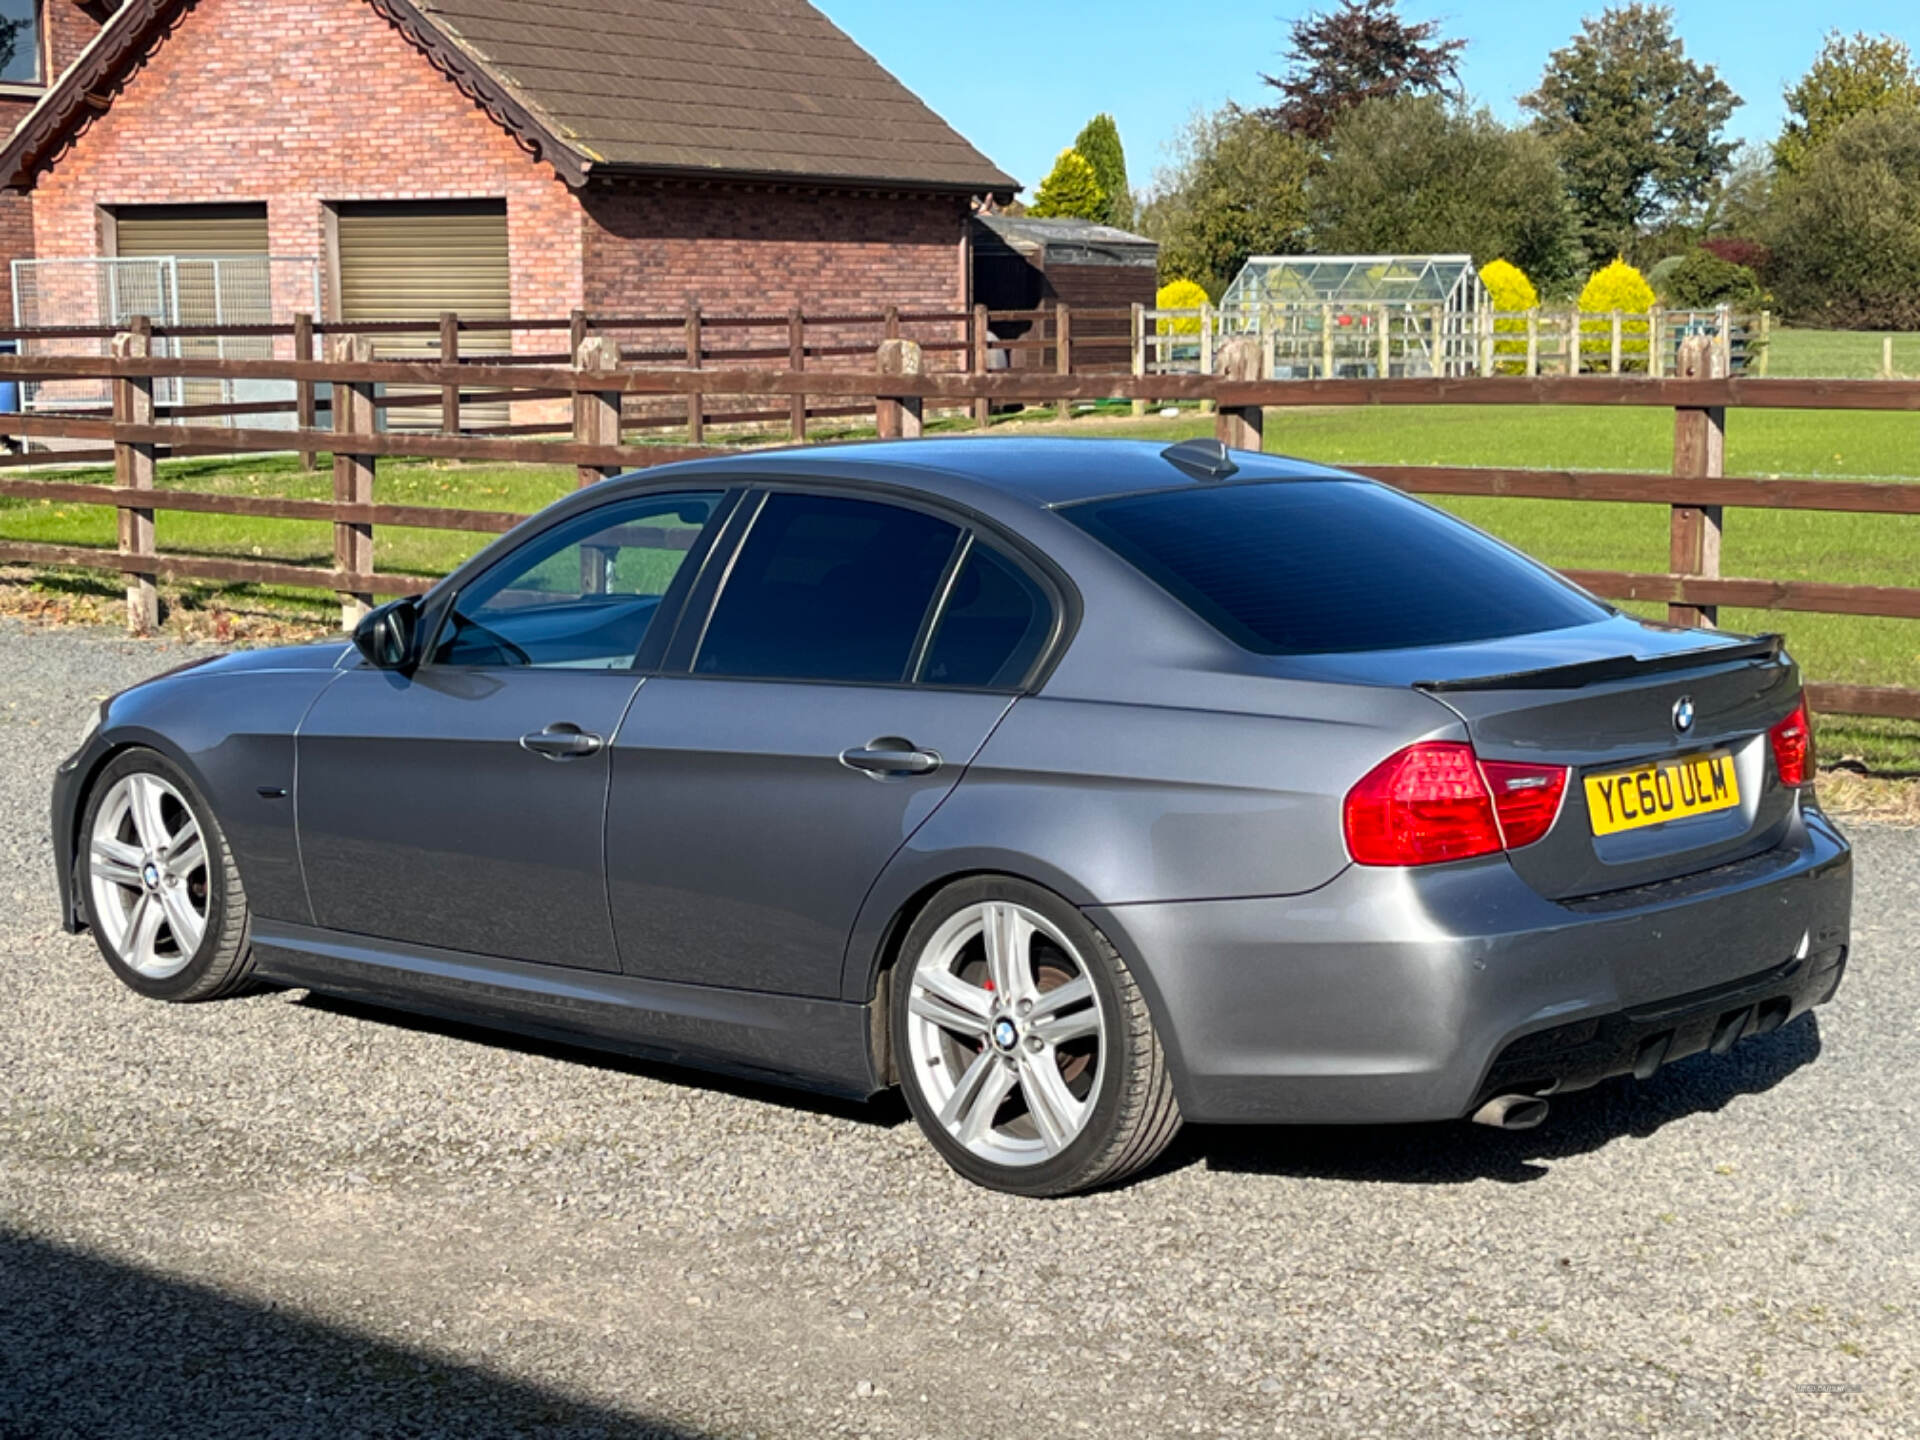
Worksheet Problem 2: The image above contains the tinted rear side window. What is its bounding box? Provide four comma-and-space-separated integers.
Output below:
918, 542, 1053, 689
1065, 481, 1607, 654
695, 492, 960, 683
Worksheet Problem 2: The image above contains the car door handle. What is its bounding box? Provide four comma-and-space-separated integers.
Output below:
839, 738, 942, 777
520, 723, 604, 760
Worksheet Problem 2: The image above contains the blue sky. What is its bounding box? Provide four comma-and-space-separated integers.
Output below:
815, 2, 1920, 197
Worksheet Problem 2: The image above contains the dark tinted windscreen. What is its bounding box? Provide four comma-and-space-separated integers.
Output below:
1065, 481, 1607, 654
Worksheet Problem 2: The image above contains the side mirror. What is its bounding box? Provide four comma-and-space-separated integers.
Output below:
353, 597, 421, 671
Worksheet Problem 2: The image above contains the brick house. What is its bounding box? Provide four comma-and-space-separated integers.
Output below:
0, 0, 1015, 337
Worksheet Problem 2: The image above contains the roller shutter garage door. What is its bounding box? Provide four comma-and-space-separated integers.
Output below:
115, 203, 270, 259
115, 205, 273, 413
337, 200, 510, 430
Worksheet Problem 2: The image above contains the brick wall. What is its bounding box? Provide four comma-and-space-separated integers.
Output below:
582, 185, 970, 321
49, 1, 112, 73
26, 0, 584, 347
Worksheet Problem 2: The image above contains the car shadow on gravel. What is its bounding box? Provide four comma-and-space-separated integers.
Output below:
1175, 1013, 1824, 1186
293, 992, 913, 1127
0, 1229, 709, 1439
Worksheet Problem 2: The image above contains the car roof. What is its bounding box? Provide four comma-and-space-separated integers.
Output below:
654, 437, 1357, 509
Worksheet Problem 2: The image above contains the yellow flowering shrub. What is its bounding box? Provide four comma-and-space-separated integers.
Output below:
1577, 258, 1658, 371
1156, 278, 1210, 335
1480, 259, 1539, 374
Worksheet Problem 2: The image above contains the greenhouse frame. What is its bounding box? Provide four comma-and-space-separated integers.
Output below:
1217, 254, 1487, 379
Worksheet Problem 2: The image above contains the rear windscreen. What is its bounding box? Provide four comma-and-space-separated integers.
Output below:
1063, 480, 1608, 655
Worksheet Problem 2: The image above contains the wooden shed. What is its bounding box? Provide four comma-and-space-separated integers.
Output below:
971, 215, 1158, 371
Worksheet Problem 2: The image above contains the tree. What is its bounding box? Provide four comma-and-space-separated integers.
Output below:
1073, 114, 1132, 228
1307, 96, 1579, 287
1522, 4, 1740, 262
1775, 31, 1920, 177
1764, 107, 1920, 327
1137, 107, 1313, 298
1261, 0, 1464, 142
1028, 148, 1105, 222
1660, 248, 1765, 308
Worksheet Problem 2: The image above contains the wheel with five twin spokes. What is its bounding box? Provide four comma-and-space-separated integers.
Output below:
79, 748, 254, 1003
891, 877, 1181, 1197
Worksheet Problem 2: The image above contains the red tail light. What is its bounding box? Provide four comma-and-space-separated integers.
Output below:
1769, 699, 1813, 787
1345, 743, 1568, 867
1344, 743, 1502, 865
1482, 760, 1570, 849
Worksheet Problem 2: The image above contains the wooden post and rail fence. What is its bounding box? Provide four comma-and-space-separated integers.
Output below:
0, 330, 1916, 724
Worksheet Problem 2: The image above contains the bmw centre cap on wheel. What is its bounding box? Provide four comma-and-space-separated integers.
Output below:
1673, 696, 1695, 735
993, 1017, 1019, 1052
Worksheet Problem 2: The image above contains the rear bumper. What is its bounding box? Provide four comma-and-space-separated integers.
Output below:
1088, 806, 1852, 1125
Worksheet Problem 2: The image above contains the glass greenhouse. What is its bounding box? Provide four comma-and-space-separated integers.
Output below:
1217, 254, 1487, 379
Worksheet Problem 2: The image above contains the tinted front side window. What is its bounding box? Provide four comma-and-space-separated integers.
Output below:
434, 492, 720, 668
919, 543, 1052, 689
1065, 481, 1607, 655
695, 493, 960, 683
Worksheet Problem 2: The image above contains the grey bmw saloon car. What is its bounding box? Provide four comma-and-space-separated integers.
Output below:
52, 438, 1851, 1195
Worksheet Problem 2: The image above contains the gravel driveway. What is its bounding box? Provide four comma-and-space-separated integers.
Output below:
1, 618, 1915, 1439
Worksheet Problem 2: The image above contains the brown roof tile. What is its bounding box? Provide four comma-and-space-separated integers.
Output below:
411, 0, 1016, 192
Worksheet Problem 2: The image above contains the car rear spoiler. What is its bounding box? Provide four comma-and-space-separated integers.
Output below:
1416, 634, 1785, 694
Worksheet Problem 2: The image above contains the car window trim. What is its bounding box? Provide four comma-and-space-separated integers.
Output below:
906, 531, 975, 685
416, 486, 739, 674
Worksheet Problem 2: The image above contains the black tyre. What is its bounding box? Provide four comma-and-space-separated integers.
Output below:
77, 747, 254, 1003
890, 876, 1182, 1196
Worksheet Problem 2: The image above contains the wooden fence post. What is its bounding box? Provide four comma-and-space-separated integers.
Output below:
1478, 309, 1493, 377
1199, 302, 1214, 413
1882, 335, 1896, 381
875, 338, 923, 439
1669, 334, 1725, 629
112, 323, 158, 635
884, 304, 901, 341
330, 333, 377, 630
1054, 303, 1072, 421
1376, 302, 1390, 377
972, 304, 993, 428
1609, 310, 1623, 375
1525, 308, 1539, 377
1319, 302, 1334, 380
1757, 309, 1771, 376
1130, 301, 1146, 418
1568, 307, 1581, 375
293, 310, 317, 471
789, 307, 808, 440
1261, 305, 1278, 383
440, 310, 461, 435
573, 334, 622, 490
1214, 336, 1263, 453
684, 302, 704, 443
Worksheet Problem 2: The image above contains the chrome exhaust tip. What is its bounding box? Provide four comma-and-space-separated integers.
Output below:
1471, 1094, 1550, 1130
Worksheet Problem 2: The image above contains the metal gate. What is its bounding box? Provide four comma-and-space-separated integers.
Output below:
10, 256, 323, 422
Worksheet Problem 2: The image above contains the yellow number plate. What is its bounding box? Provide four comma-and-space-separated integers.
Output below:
1585, 751, 1740, 836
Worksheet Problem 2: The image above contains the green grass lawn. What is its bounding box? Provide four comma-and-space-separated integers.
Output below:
4, 396, 1917, 769
1764, 327, 1920, 379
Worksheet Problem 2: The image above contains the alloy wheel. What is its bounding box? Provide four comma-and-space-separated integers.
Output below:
903, 900, 1107, 1168
87, 772, 210, 980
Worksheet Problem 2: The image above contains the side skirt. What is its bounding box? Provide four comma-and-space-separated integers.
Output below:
251, 921, 884, 1101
